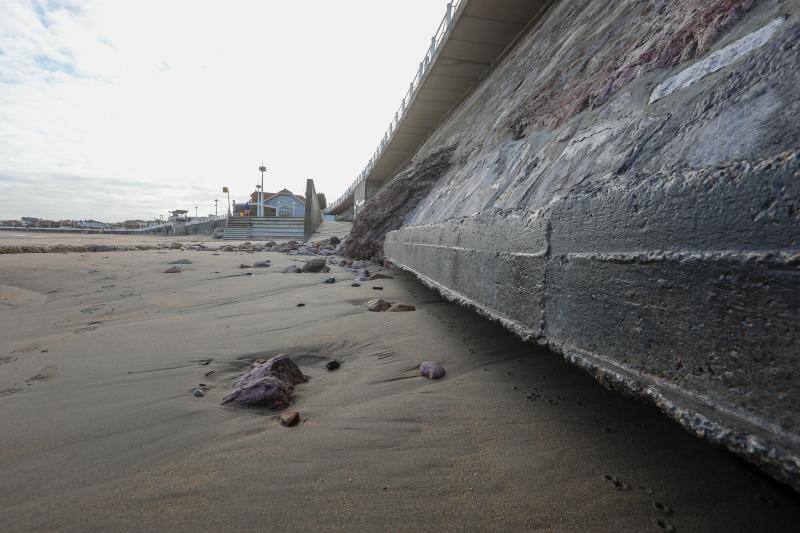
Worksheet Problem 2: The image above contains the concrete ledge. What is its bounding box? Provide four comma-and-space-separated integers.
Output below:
385, 151, 800, 490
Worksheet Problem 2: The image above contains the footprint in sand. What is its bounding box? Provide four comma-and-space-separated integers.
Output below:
755, 494, 777, 507
603, 474, 630, 491
652, 501, 673, 515
653, 518, 676, 532
27, 366, 57, 383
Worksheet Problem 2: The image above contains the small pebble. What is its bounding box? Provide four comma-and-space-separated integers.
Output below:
326, 360, 341, 371
280, 411, 300, 427
191, 388, 204, 397
323, 276, 336, 284
297, 303, 306, 307
351, 283, 361, 287
372, 286, 384, 290
420, 361, 445, 380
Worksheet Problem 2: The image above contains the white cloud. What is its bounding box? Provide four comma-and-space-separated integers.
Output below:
0, 0, 450, 220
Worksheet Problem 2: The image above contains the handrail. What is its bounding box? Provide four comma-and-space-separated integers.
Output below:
326, 0, 461, 213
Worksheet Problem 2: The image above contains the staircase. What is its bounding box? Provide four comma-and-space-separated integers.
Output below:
223, 217, 305, 241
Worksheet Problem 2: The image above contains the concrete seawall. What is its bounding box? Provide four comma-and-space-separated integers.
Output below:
371, 0, 800, 489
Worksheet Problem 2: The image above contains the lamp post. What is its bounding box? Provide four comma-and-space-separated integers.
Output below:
255, 184, 262, 217
258, 163, 266, 217
214, 199, 218, 218
194, 205, 198, 221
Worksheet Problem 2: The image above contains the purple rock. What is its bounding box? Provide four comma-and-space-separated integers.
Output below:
222, 354, 308, 408
420, 361, 445, 380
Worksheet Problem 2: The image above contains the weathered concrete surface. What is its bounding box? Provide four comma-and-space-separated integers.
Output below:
303, 178, 323, 241
373, 0, 800, 489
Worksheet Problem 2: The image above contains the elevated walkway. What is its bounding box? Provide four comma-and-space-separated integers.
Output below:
327, 0, 552, 216
223, 217, 305, 241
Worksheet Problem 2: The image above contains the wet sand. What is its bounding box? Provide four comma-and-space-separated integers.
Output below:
1, 240, 798, 531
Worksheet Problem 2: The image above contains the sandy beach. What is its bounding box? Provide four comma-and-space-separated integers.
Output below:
1, 235, 798, 532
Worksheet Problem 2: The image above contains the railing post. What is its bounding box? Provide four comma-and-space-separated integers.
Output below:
446, 1, 453, 24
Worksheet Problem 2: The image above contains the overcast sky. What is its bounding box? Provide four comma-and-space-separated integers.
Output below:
0, 0, 450, 221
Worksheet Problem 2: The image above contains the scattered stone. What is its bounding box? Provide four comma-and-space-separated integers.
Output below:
372, 286, 384, 291
280, 411, 301, 427
199, 360, 211, 366
282, 265, 302, 274
170, 259, 193, 265
420, 361, 445, 380
253, 261, 270, 268
164, 266, 183, 273
351, 283, 361, 287
239, 264, 252, 269
366, 299, 392, 312
369, 273, 394, 280
387, 303, 415, 312
329, 236, 341, 245
221, 354, 308, 408
297, 303, 306, 307
323, 276, 336, 284
301, 258, 327, 273
191, 388, 205, 397
326, 360, 341, 371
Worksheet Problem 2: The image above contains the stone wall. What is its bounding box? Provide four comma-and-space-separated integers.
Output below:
375, 0, 800, 489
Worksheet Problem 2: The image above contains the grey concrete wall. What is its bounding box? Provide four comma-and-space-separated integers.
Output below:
304, 178, 323, 241
380, 0, 800, 489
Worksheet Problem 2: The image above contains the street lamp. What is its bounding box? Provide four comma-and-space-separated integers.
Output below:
214, 199, 218, 217
258, 163, 267, 217
194, 205, 198, 221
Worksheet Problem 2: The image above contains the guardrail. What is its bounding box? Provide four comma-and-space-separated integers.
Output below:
326, 0, 462, 213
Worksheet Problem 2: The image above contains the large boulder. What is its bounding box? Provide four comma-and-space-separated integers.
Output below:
222, 354, 308, 408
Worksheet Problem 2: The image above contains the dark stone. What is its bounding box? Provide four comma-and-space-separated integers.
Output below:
164, 266, 182, 273
420, 362, 445, 380
239, 264, 252, 269
221, 354, 308, 408
325, 360, 341, 371
170, 259, 192, 265
301, 258, 327, 273
191, 388, 204, 397
387, 303, 415, 312
297, 303, 305, 307
323, 276, 336, 284
372, 286, 383, 291
351, 283, 361, 287
253, 261, 270, 268
329, 236, 341, 245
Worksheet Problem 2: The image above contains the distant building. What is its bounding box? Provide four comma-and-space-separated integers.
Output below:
78, 219, 106, 229
233, 188, 306, 218
169, 210, 189, 222
21, 217, 40, 227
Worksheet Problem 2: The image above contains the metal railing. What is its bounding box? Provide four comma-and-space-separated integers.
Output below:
326, 0, 462, 213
